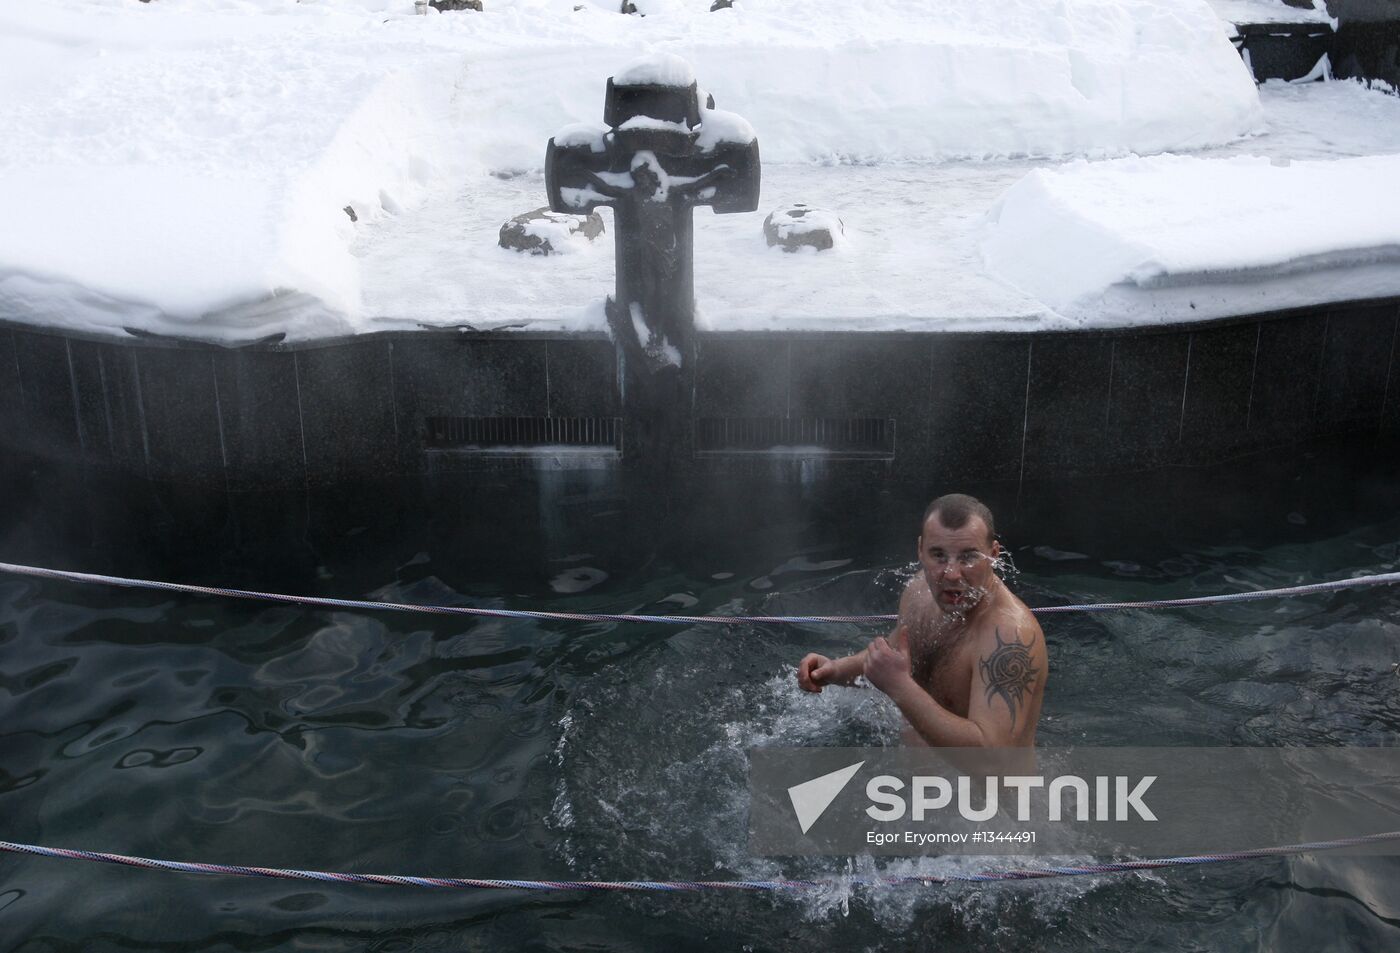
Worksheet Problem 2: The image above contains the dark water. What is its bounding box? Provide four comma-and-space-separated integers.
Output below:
3, 452, 1400, 951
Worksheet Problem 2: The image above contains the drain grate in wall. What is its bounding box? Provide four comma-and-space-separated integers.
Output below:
425, 416, 621, 451
695, 417, 895, 456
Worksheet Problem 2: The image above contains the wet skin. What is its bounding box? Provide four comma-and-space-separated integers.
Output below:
797, 513, 1048, 747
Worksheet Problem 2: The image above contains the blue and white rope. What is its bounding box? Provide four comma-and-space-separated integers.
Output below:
3, 562, 1398, 893
2, 562, 1396, 627
3, 832, 1397, 892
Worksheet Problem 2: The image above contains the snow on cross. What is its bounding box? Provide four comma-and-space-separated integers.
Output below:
544, 56, 760, 377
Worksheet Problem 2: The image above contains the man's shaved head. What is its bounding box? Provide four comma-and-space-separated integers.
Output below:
922, 493, 995, 545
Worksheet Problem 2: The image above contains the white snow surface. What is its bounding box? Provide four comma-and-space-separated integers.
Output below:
0, 0, 1392, 341
361, 81, 1400, 334
981, 150, 1400, 326
613, 52, 695, 88
0, 0, 1267, 341
0, 1, 468, 341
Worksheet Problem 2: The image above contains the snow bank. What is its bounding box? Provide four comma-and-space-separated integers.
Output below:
455, 0, 1263, 167
980, 152, 1400, 325
0, 2, 468, 341
0, 0, 1265, 341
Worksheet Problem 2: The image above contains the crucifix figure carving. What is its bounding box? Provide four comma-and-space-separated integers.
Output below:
545, 55, 760, 380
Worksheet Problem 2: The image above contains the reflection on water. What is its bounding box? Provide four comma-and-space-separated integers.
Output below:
2, 449, 1400, 950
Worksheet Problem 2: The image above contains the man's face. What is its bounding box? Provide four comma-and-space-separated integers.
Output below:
918, 513, 1000, 612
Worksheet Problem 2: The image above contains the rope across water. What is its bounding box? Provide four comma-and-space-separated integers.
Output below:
3, 562, 1398, 894
2, 832, 1397, 891
2, 562, 1397, 626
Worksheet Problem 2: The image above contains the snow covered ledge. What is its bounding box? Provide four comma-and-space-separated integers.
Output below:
981, 153, 1400, 326
0, 4, 469, 344
0, 0, 1263, 344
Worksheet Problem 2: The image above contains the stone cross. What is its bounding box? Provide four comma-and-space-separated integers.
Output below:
545, 55, 760, 379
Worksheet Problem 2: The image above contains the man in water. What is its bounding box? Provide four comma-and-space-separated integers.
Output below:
796, 494, 1047, 747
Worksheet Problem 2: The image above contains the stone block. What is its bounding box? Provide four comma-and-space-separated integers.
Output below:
545, 339, 618, 417
499, 208, 604, 256
1247, 311, 1327, 445
1237, 31, 1333, 83
789, 336, 929, 478
392, 335, 548, 418
97, 345, 153, 474
67, 339, 114, 463
1385, 313, 1400, 439
789, 337, 926, 417
296, 339, 399, 485
135, 346, 225, 487
693, 335, 789, 417
1022, 335, 1114, 479
1105, 331, 1191, 469
1315, 302, 1397, 432
212, 349, 306, 490
389, 336, 551, 469
1178, 322, 1257, 462
1332, 16, 1400, 88
928, 336, 1031, 484
11, 329, 79, 463
763, 205, 844, 252
0, 329, 26, 456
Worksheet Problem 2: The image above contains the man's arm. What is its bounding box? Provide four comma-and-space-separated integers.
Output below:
865, 622, 1046, 747
962, 623, 1045, 745
801, 631, 914, 690
797, 582, 917, 693
797, 646, 869, 691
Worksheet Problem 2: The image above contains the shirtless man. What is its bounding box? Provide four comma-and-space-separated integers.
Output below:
796, 494, 1047, 747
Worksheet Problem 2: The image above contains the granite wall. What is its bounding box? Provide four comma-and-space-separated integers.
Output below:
3, 298, 1397, 492
1234, 4, 1400, 85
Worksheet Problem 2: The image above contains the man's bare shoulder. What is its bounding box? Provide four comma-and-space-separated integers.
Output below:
973, 588, 1045, 655
898, 572, 934, 611
1001, 583, 1041, 628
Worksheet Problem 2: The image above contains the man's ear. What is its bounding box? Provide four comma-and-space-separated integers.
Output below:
991, 539, 1001, 560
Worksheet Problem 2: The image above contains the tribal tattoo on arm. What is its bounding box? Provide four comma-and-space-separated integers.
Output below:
979, 628, 1039, 725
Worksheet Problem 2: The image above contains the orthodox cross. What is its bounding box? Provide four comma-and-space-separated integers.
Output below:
545, 55, 760, 378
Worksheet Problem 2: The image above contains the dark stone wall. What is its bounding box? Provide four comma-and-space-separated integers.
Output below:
3, 298, 1398, 492
692, 300, 1400, 485
1325, 0, 1400, 24
1229, 4, 1400, 86
0, 330, 623, 489
1330, 17, 1400, 87
1235, 23, 1335, 83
